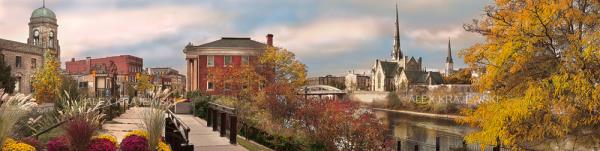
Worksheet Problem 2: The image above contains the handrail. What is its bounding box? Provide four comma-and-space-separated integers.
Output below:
208, 102, 235, 114
165, 109, 191, 143
31, 97, 128, 138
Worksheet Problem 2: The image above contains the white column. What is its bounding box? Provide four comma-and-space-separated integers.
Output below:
186, 59, 191, 91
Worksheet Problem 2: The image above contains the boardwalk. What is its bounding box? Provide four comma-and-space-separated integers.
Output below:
102, 107, 246, 150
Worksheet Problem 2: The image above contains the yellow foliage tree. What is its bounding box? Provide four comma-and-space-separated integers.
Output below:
32, 51, 62, 103
136, 73, 154, 95
459, 0, 600, 148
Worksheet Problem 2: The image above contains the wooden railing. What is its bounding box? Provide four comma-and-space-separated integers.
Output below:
165, 109, 194, 151
207, 102, 238, 144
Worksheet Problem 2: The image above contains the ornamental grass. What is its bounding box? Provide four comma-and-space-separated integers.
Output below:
0, 90, 37, 147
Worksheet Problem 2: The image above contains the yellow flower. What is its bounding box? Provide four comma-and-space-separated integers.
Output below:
2, 138, 36, 151
157, 141, 171, 151
94, 134, 118, 146
124, 129, 149, 139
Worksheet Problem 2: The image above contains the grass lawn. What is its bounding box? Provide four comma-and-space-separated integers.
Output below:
237, 136, 272, 151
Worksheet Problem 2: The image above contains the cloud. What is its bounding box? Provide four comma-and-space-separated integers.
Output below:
251, 16, 389, 58
58, 4, 231, 60
405, 27, 470, 50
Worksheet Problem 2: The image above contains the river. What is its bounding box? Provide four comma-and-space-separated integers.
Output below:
374, 109, 496, 151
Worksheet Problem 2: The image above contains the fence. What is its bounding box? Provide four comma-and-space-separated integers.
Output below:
207, 102, 238, 144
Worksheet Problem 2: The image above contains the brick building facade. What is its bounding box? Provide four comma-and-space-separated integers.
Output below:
65, 55, 143, 96
183, 34, 273, 95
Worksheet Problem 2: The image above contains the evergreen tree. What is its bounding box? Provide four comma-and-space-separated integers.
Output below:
0, 56, 16, 93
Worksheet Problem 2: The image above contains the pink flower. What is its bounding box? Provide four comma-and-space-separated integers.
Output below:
88, 139, 117, 151
120, 135, 149, 151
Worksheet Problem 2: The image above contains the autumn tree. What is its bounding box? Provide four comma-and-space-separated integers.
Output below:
136, 73, 154, 95
32, 51, 62, 103
459, 0, 600, 148
443, 68, 472, 84
0, 55, 16, 94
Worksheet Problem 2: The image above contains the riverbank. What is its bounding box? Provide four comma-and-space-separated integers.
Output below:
373, 108, 464, 120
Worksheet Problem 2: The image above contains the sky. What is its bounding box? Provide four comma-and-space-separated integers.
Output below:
0, 0, 492, 76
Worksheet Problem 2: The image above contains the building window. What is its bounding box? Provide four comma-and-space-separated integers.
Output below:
377, 73, 381, 89
79, 82, 89, 88
224, 56, 232, 66
15, 77, 21, 93
207, 55, 214, 67
242, 56, 249, 65
207, 81, 214, 91
31, 58, 37, 69
15, 56, 22, 68
0, 54, 4, 62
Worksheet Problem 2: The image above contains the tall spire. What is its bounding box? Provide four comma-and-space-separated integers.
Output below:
43, 0, 45, 8
392, 3, 402, 61
446, 37, 453, 63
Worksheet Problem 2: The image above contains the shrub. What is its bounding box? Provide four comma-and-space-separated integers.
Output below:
20, 137, 42, 150
88, 138, 117, 151
157, 141, 171, 151
2, 138, 36, 151
0, 92, 37, 146
121, 135, 149, 151
46, 136, 69, 151
187, 91, 214, 119
64, 116, 97, 150
93, 134, 117, 146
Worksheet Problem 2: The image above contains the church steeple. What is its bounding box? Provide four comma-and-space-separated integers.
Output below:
446, 37, 453, 63
445, 37, 454, 76
392, 4, 402, 61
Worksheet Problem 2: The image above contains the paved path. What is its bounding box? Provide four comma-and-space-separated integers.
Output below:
175, 114, 247, 151
101, 107, 246, 150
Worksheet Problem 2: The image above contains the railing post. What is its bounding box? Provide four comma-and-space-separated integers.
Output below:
220, 112, 227, 137
435, 137, 440, 151
414, 144, 419, 151
212, 110, 219, 131
207, 107, 212, 127
493, 137, 500, 151
396, 140, 401, 151
229, 114, 237, 144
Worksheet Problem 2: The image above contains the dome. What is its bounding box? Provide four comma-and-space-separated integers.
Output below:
31, 7, 56, 19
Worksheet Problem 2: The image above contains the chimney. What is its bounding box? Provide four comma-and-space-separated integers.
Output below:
71, 58, 75, 62
266, 34, 273, 47
86, 57, 92, 73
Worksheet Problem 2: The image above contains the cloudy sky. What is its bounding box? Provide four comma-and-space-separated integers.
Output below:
0, 0, 491, 76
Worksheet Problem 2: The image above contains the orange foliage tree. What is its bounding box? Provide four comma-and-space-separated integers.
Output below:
32, 51, 62, 103
459, 0, 600, 148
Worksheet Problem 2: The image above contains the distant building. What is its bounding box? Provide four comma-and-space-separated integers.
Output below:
445, 38, 454, 76
65, 55, 143, 96
147, 67, 186, 95
307, 75, 346, 90
371, 5, 444, 92
183, 34, 273, 95
0, 3, 61, 94
345, 72, 370, 91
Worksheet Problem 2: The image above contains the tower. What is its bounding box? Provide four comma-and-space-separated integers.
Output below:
27, 0, 60, 60
391, 4, 402, 61
445, 37, 454, 76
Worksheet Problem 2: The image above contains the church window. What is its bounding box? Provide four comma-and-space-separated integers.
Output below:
15, 56, 22, 68
31, 58, 37, 69
49, 31, 54, 48
207, 55, 214, 67
377, 73, 381, 89
0, 54, 4, 62
224, 56, 232, 66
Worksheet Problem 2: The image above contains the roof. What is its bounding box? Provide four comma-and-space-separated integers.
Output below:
31, 7, 56, 19
0, 38, 44, 55
379, 61, 399, 78
194, 37, 266, 48
401, 70, 444, 85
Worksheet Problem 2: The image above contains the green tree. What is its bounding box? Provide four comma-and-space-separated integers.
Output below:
459, 0, 600, 148
0, 55, 15, 94
32, 51, 62, 103
60, 74, 81, 99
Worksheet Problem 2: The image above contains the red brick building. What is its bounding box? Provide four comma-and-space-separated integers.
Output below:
65, 55, 143, 96
66, 55, 144, 81
183, 34, 273, 95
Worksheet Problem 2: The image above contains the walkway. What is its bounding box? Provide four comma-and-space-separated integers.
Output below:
101, 107, 246, 150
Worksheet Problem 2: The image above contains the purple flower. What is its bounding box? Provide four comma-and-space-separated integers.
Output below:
88, 139, 117, 151
46, 136, 69, 151
120, 135, 149, 151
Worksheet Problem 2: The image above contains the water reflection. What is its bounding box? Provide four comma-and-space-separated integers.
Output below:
375, 109, 493, 151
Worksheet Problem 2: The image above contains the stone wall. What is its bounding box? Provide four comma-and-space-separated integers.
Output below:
0, 47, 43, 94
348, 91, 389, 104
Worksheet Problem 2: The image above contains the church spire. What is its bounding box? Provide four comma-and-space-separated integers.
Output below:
392, 3, 402, 61
43, 0, 45, 8
446, 37, 453, 63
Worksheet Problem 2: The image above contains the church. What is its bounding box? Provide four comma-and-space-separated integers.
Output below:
371, 6, 450, 92
0, 2, 61, 94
